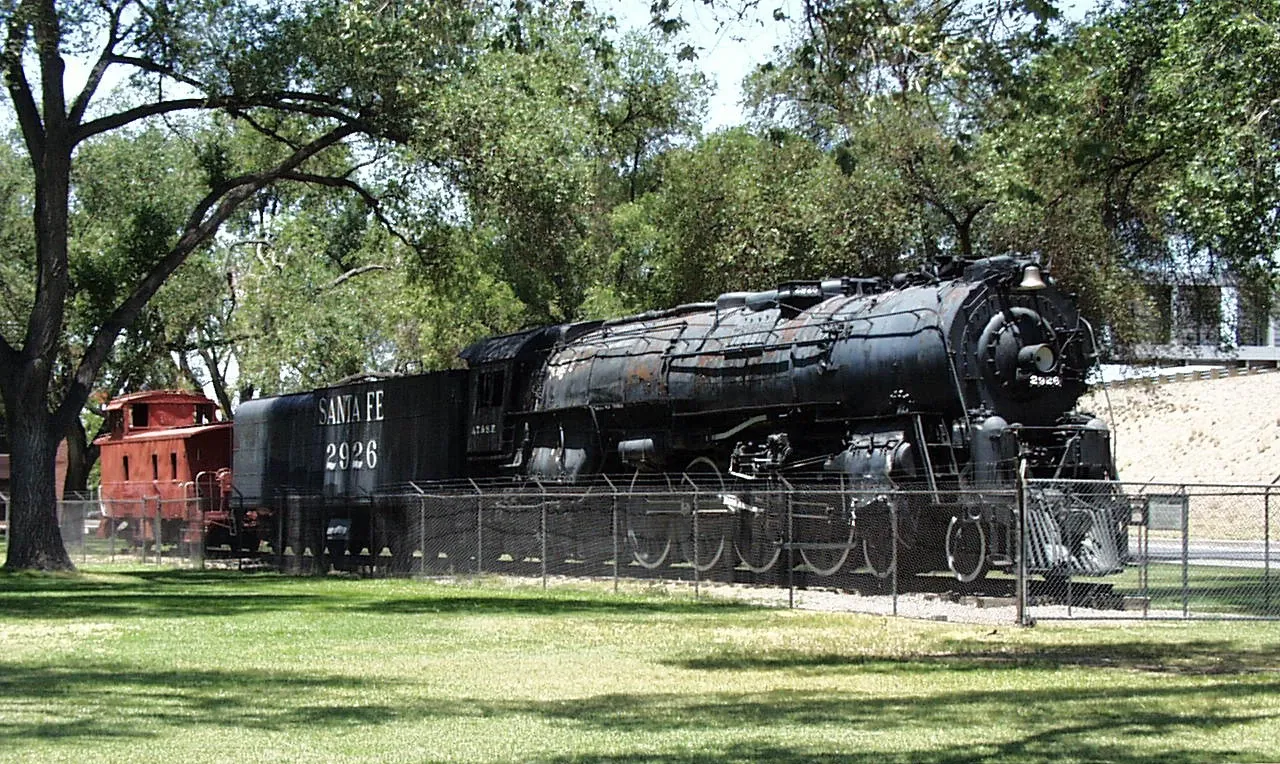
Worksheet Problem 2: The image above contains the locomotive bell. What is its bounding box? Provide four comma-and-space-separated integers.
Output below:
1017, 264, 1047, 291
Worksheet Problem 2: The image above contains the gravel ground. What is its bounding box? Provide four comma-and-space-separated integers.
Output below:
500, 575, 1167, 626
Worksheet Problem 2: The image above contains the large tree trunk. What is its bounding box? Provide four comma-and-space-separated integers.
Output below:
63, 415, 96, 497
3, 401, 74, 572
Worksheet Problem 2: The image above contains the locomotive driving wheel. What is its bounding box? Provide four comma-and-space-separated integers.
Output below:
626, 470, 672, 570
798, 493, 855, 577
860, 496, 899, 579
945, 515, 989, 583
678, 457, 728, 573
733, 491, 783, 574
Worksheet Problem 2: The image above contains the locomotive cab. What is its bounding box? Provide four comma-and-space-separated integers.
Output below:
459, 325, 583, 476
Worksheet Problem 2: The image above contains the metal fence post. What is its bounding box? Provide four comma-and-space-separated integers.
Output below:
137, 500, 145, 562
155, 500, 163, 565
1266, 480, 1274, 613
275, 500, 285, 572
476, 492, 484, 576
196, 499, 205, 571
419, 496, 426, 577
891, 498, 898, 618
1181, 484, 1190, 619
686, 471, 700, 599
1016, 463, 1029, 626
540, 483, 548, 590
79, 500, 87, 564
786, 484, 795, 610
611, 482, 620, 594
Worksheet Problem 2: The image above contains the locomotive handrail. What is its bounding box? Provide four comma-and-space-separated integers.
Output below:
1079, 316, 1118, 460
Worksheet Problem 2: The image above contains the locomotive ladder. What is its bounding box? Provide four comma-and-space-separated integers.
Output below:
912, 414, 963, 503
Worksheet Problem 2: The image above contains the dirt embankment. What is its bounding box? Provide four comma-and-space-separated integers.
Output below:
1080, 372, 1280, 485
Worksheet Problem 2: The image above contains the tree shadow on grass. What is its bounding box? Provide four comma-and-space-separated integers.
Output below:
509, 681, 1279, 763
351, 594, 757, 617
1, 656, 1275, 762
0, 568, 759, 620
0, 662, 411, 742
666, 639, 1280, 676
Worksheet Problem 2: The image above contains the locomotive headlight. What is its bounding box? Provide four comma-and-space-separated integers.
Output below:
1018, 344, 1056, 373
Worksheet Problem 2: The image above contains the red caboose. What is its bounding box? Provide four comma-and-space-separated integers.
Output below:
95, 390, 255, 552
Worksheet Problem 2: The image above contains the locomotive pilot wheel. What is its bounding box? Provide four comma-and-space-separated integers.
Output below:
945, 515, 990, 583
859, 496, 898, 579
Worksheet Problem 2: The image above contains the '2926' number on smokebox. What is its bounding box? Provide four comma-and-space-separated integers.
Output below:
325, 439, 378, 471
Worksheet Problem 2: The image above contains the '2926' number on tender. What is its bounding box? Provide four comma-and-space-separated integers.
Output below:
324, 439, 378, 471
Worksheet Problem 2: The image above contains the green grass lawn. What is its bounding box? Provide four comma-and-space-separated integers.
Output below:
0, 566, 1277, 763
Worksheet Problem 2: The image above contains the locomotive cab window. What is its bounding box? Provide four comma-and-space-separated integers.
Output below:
475, 370, 506, 409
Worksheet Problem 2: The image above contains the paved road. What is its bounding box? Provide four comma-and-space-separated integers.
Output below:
1138, 538, 1279, 569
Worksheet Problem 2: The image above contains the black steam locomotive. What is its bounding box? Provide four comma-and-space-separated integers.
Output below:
232, 255, 1126, 581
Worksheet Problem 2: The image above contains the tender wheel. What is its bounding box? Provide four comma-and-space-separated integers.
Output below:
800, 523, 854, 576
946, 516, 989, 583
679, 457, 729, 573
627, 528, 671, 569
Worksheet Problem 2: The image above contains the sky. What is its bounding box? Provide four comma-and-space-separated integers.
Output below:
604, 0, 802, 130
603, 0, 1098, 131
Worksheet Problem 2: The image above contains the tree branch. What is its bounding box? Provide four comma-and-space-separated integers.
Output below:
54, 123, 359, 432
67, 0, 128, 128
278, 170, 419, 253
324, 264, 389, 290
31, 0, 66, 136
75, 90, 369, 143
4, 0, 45, 161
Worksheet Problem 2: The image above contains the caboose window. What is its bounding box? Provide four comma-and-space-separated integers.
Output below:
131, 404, 149, 428
170, 452, 178, 480
151, 453, 159, 481
123, 456, 130, 481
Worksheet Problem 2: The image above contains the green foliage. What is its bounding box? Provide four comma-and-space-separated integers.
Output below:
231, 210, 526, 394
591, 128, 914, 312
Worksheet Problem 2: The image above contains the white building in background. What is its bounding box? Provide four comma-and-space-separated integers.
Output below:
1131, 277, 1280, 365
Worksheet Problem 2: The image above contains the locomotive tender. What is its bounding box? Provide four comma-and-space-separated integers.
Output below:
223, 254, 1126, 582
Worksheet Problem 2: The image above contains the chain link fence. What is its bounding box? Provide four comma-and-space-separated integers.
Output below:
55, 491, 212, 568
1025, 479, 1279, 621
31, 476, 1280, 623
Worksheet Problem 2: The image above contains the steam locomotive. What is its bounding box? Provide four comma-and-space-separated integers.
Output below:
98, 255, 1127, 581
